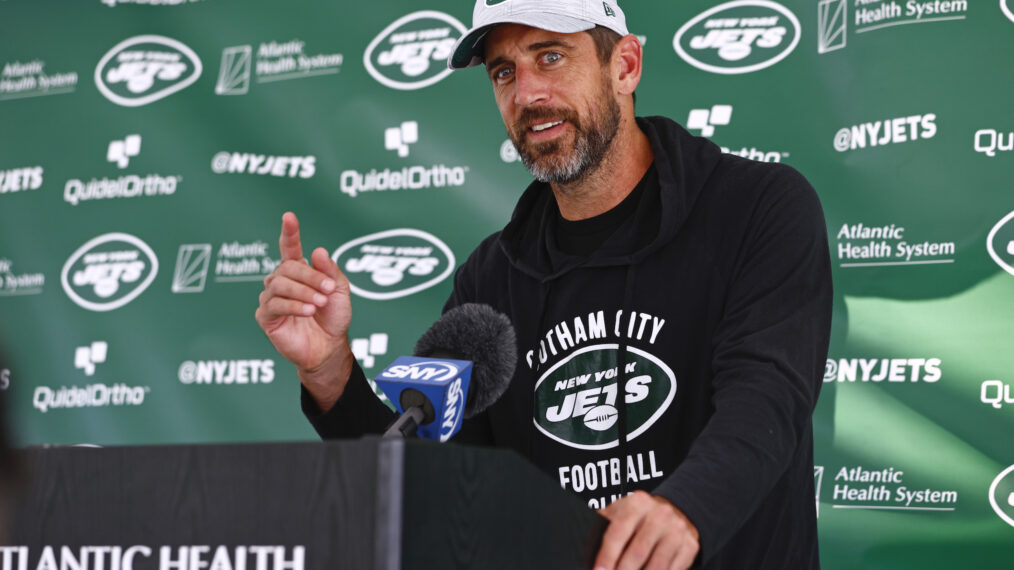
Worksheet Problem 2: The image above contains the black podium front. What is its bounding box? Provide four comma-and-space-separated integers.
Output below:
8, 438, 606, 569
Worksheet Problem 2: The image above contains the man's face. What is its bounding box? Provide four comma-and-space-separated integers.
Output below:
483, 24, 620, 185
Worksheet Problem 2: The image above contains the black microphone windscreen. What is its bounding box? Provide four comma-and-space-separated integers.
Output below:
414, 303, 516, 418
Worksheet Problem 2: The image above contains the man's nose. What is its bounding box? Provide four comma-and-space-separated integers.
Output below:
513, 65, 550, 107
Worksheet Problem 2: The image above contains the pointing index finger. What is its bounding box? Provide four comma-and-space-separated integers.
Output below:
279, 212, 305, 262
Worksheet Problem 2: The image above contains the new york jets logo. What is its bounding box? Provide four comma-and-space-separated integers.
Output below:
990, 464, 1014, 528
95, 35, 202, 107
673, 0, 800, 75
331, 228, 455, 300
61, 232, 159, 312
534, 344, 676, 450
987, 210, 1014, 277
363, 11, 466, 90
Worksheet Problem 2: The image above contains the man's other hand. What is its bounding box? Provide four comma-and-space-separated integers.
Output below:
594, 490, 700, 570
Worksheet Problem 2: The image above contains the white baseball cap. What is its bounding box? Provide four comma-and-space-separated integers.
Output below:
448, 0, 629, 70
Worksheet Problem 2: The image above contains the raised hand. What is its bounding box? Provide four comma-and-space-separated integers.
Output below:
255, 212, 355, 411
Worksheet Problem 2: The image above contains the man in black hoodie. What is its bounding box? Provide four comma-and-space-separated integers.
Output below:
256, 1, 832, 568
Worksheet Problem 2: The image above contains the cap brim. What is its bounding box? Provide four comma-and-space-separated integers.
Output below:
448, 13, 595, 70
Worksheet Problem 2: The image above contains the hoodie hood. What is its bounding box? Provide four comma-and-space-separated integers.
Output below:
498, 116, 723, 281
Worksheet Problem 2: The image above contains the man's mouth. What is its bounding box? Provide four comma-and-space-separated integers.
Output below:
531, 120, 564, 132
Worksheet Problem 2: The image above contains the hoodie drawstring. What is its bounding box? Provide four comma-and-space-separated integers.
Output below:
616, 262, 637, 498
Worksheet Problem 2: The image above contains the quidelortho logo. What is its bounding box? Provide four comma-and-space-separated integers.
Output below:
215, 40, 343, 96
1, 59, 78, 101
352, 333, 389, 369
386, 121, 418, 157
835, 222, 955, 267
0, 258, 45, 297
974, 128, 1014, 158
534, 344, 676, 450
685, 105, 787, 162
819, 0, 967, 54
95, 35, 202, 107
834, 113, 937, 152
824, 357, 942, 383
991, 465, 1014, 528
0, 165, 44, 194
107, 135, 141, 169
178, 359, 275, 385
75, 341, 108, 376
331, 229, 455, 300
981, 379, 1014, 409
363, 11, 466, 90
687, 105, 732, 137
211, 151, 316, 178
61, 233, 159, 312
673, 0, 801, 75
64, 136, 179, 206
339, 121, 468, 197
33, 383, 149, 413
987, 211, 1014, 277
171, 241, 281, 293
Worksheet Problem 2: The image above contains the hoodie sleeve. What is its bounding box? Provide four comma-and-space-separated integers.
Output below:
301, 360, 396, 438
651, 165, 832, 563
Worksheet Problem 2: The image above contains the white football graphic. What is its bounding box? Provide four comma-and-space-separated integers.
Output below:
583, 405, 618, 431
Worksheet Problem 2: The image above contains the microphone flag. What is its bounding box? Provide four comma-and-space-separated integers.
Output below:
375, 356, 473, 442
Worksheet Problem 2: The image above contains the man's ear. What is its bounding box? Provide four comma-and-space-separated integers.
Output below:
612, 34, 642, 96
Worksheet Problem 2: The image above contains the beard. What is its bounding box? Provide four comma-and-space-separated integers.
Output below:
507, 75, 621, 185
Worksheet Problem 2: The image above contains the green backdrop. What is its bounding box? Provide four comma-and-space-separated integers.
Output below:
2, 0, 1013, 566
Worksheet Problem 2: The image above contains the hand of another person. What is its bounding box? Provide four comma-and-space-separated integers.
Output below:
594, 491, 700, 570
255, 212, 355, 411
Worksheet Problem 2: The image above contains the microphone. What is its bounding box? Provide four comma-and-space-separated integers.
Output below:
375, 303, 516, 441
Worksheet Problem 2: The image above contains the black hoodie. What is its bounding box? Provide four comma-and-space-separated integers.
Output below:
306, 116, 832, 568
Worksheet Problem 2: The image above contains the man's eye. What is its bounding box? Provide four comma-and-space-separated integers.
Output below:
543, 52, 562, 64
494, 67, 513, 80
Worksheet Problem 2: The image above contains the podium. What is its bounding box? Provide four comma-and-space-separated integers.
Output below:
8, 438, 607, 569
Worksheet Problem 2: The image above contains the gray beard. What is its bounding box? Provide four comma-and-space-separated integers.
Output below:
512, 89, 621, 185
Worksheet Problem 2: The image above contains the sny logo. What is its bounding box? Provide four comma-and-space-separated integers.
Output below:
385, 121, 419, 157
686, 105, 732, 137
75, 341, 108, 376
107, 135, 141, 169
